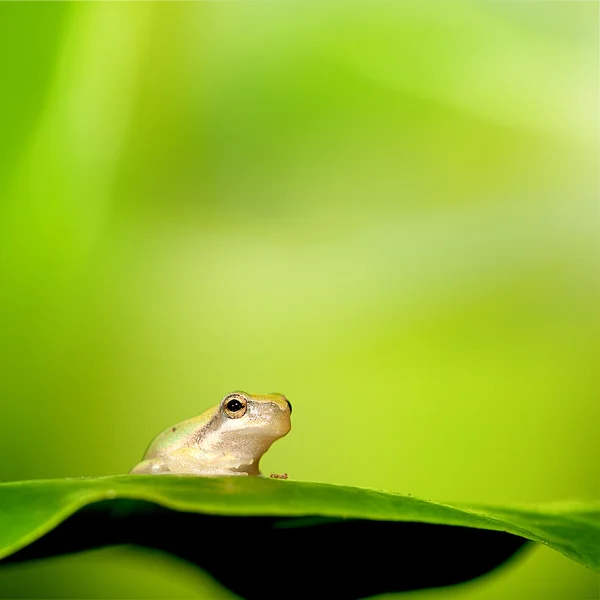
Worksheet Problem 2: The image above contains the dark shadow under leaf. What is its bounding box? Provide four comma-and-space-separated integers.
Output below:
5, 499, 529, 600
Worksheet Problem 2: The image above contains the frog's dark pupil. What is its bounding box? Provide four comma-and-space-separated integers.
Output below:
226, 399, 244, 412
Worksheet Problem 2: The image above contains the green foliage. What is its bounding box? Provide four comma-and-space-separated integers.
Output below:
0, 476, 598, 598
0, 2, 597, 597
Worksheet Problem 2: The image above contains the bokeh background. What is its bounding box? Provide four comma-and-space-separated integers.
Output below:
0, 1, 598, 598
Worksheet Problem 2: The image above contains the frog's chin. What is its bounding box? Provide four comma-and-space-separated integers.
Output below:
225, 421, 291, 442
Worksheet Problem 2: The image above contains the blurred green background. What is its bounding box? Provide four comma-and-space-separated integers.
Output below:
0, 1, 597, 598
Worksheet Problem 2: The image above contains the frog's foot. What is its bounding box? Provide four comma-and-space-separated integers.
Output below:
129, 459, 171, 474
269, 472, 289, 479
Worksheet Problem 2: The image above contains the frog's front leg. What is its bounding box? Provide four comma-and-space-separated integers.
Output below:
130, 458, 170, 474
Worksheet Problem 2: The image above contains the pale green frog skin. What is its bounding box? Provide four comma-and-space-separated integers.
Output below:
130, 391, 292, 476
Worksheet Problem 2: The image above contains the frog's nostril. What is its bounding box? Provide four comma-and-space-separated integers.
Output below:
286, 399, 292, 414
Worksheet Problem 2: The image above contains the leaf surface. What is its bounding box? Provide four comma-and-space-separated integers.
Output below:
0, 476, 597, 599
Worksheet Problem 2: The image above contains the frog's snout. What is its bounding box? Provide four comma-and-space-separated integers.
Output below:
285, 399, 292, 414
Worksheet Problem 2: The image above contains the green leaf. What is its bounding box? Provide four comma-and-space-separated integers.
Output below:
0, 476, 597, 599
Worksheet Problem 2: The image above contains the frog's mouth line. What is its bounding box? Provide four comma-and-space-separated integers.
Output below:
226, 423, 290, 439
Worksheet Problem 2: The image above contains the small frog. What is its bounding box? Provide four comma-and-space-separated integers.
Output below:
130, 391, 292, 476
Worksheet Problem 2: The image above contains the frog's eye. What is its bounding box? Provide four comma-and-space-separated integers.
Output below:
223, 394, 247, 418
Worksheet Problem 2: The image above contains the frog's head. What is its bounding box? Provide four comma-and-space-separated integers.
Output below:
219, 391, 292, 439
210, 391, 291, 475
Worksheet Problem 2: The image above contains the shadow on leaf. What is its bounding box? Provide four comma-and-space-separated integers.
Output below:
5, 499, 529, 599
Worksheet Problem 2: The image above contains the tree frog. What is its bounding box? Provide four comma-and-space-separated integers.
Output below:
130, 391, 292, 476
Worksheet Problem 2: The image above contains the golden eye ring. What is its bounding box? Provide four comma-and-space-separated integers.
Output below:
222, 393, 248, 418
